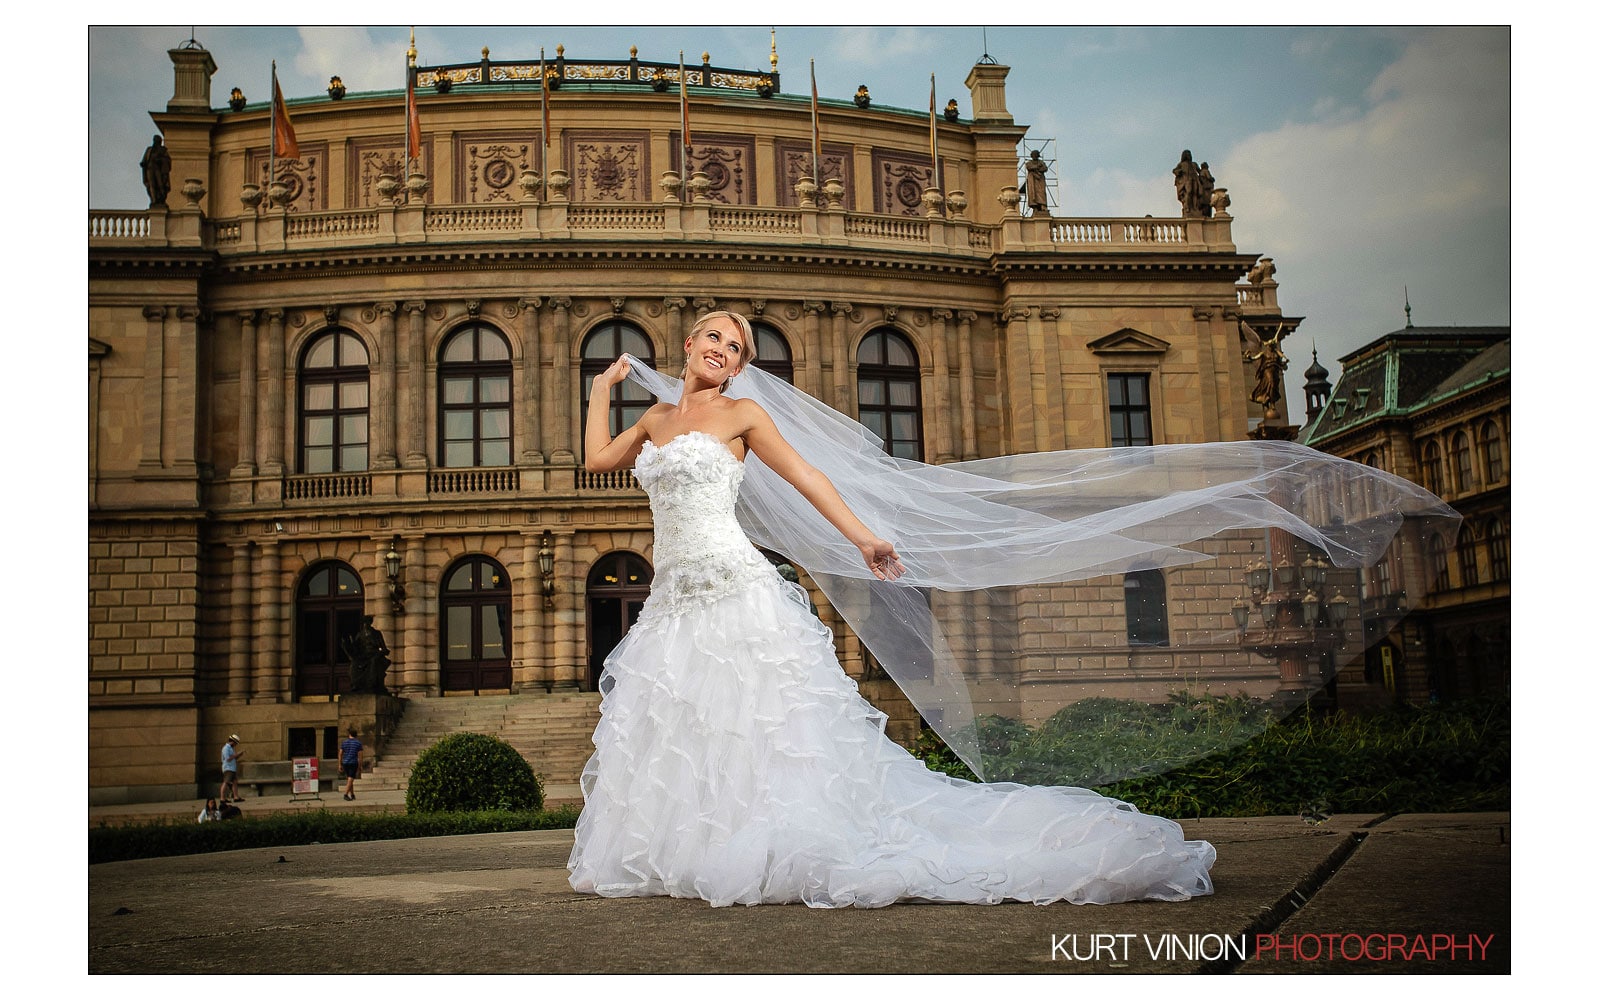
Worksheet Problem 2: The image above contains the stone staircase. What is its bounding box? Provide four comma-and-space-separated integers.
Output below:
365, 691, 601, 808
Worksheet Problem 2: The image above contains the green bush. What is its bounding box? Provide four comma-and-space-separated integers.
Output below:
405, 732, 544, 814
913, 694, 1510, 818
90, 805, 581, 864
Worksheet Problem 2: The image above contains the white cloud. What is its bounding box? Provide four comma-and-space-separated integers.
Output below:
293, 27, 405, 93
829, 26, 936, 66
1215, 27, 1509, 422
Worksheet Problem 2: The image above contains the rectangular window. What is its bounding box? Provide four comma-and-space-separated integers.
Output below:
1108, 374, 1153, 447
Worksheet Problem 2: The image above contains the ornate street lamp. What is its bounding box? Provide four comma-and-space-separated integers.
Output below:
539, 530, 555, 609
385, 538, 406, 615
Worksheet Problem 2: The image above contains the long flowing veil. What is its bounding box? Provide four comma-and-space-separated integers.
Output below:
621, 354, 1459, 783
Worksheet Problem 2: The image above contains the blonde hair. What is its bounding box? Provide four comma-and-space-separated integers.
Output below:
684, 310, 757, 391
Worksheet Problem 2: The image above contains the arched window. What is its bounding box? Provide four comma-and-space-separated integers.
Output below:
750, 321, 794, 384
1486, 517, 1509, 581
1482, 421, 1504, 484
1458, 525, 1480, 587
438, 324, 513, 468
1363, 450, 1383, 470
1451, 431, 1474, 494
295, 561, 363, 698
586, 552, 653, 691
299, 331, 370, 473
440, 555, 512, 692
1369, 554, 1392, 598
856, 329, 922, 460
1429, 532, 1451, 592
580, 321, 656, 451
1420, 441, 1444, 495
1124, 569, 1169, 647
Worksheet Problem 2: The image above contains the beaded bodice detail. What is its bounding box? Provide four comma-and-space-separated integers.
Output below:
635, 431, 779, 616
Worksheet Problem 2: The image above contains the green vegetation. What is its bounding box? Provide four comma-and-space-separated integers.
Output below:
916, 694, 1510, 818
89, 805, 581, 864
405, 732, 544, 814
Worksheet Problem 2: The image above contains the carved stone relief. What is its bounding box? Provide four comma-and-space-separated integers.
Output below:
454, 133, 538, 204
776, 140, 853, 209
249, 146, 327, 212
348, 140, 416, 208
673, 133, 756, 205
870, 150, 935, 217
564, 131, 651, 202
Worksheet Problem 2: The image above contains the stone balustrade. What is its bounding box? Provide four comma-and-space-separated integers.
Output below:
90, 196, 1238, 259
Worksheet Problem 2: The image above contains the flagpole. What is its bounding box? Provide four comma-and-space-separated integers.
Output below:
679, 50, 689, 181
269, 61, 278, 198
929, 73, 939, 190
540, 46, 549, 201
810, 59, 820, 188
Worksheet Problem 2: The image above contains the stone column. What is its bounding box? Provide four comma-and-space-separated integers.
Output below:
663, 297, 688, 376
370, 536, 397, 691
830, 301, 853, 413
252, 539, 281, 702
233, 310, 258, 475
225, 542, 252, 703
956, 311, 979, 459
172, 305, 201, 469
260, 309, 286, 475
802, 301, 826, 399
549, 298, 574, 464
930, 309, 956, 464
516, 531, 543, 691
1037, 305, 1064, 450
373, 302, 398, 469
398, 534, 428, 696
552, 530, 579, 689
139, 306, 166, 469
401, 301, 427, 467
1002, 306, 1034, 453
518, 297, 544, 465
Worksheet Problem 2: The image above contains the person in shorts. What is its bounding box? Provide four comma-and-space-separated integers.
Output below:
339, 728, 363, 801
220, 734, 242, 802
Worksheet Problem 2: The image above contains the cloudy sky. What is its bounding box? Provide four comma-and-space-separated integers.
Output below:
86, 24, 1509, 426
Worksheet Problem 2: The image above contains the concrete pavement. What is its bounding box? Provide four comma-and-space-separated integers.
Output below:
87, 811, 1509, 974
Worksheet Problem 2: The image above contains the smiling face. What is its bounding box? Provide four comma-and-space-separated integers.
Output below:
684, 311, 755, 388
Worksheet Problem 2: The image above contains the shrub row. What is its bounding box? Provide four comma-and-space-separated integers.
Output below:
90, 805, 581, 865
916, 694, 1510, 818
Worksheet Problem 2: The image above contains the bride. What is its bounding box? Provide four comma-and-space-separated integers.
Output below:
565, 310, 1450, 909
569, 309, 1222, 908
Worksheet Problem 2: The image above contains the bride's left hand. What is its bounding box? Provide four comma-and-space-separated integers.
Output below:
860, 538, 906, 582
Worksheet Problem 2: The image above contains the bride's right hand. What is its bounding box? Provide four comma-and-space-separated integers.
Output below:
593, 356, 631, 391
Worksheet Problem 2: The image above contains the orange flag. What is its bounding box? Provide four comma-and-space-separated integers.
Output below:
405, 64, 421, 160
810, 59, 820, 185
271, 63, 300, 160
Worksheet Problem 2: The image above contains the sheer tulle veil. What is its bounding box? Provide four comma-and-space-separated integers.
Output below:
620, 352, 1459, 782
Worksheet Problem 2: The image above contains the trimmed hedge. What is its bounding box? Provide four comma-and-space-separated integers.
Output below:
89, 805, 581, 864
915, 694, 1511, 818
405, 732, 544, 814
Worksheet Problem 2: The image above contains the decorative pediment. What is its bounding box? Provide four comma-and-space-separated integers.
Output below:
1086, 328, 1171, 356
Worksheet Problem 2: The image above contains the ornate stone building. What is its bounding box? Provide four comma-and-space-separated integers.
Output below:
1300, 326, 1511, 707
90, 42, 1302, 803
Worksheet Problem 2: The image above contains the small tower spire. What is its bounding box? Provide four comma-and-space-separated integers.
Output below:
1404, 286, 1413, 328
770, 28, 778, 71
407, 27, 417, 68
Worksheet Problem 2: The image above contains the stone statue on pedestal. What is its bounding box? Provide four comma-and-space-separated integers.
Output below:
343, 616, 391, 695
140, 135, 172, 207
1023, 150, 1050, 217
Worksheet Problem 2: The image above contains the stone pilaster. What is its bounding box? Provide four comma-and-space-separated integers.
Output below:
139, 306, 166, 469
401, 300, 427, 467
260, 309, 286, 475
663, 297, 688, 376
252, 538, 280, 703
552, 529, 578, 688
233, 310, 258, 475
957, 310, 979, 460
518, 297, 544, 465
549, 298, 574, 463
373, 302, 398, 469
830, 301, 853, 413
930, 309, 955, 463
225, 542, 252, 703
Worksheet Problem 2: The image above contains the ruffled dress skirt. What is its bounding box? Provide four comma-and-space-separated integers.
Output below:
566, 571, 1216, 909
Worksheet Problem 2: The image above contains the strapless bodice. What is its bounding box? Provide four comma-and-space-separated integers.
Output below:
634, 431, 778, 616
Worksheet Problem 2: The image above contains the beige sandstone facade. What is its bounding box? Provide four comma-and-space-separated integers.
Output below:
89, 44, 1297, 803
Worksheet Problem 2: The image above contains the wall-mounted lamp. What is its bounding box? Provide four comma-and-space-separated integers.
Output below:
385, 537, 407, 615
539, 530, 555, 609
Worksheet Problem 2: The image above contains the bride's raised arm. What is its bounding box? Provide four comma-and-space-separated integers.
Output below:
584, 357, 660, 474
739, 398, 905, 582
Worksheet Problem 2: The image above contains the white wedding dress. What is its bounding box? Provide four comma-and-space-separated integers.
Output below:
566, 431, 1216, 908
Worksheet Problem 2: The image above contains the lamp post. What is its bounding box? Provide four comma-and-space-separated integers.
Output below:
385, 538, 406, 615
539, 530, 555, 609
